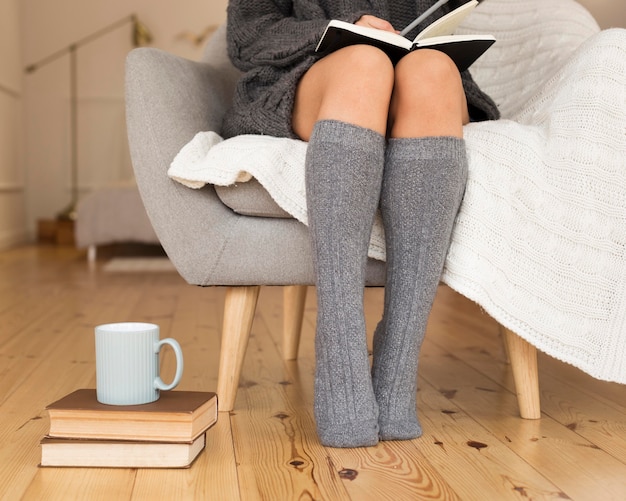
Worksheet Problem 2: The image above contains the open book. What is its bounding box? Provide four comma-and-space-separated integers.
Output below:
315, 0, 495, 71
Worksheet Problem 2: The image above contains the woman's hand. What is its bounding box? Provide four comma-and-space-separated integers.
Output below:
355, 15, 398, 33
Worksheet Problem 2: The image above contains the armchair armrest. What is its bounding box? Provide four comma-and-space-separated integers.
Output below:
125, 47, 329, 286
125, 48, 239, 283
127, 47, 230, 144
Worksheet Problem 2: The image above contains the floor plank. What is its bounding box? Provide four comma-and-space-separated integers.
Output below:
420, 341, 626, 500
232, 289, 351, 501
1, 246, 626, 500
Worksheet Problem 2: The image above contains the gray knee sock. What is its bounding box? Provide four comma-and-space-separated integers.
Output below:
306, 120, 385, 447
373, 136, 468, 441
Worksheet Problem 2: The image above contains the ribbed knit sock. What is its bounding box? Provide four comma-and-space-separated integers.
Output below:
372, 136, 468, 441
306, 120, 385, 448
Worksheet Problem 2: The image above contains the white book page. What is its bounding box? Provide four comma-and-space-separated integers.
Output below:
323, 20, 413, 50
413, 0, 478, 41
413, 33, 495, 47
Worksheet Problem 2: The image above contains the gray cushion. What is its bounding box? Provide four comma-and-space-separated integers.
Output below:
215, 180, 292, 219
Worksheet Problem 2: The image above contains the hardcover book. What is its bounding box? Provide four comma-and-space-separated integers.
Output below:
315, 0, 494, 71
46, 389, 217, 442
40, 434, 206, 468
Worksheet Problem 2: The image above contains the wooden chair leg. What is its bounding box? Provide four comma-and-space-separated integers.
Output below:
283, 285, 307, 360
217, 285, 260, 412
504, 327, 541, 419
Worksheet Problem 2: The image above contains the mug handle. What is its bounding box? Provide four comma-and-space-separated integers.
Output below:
154, 338, 184, 391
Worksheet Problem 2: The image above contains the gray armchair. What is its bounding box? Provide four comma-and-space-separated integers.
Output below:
125, 14, 545, 416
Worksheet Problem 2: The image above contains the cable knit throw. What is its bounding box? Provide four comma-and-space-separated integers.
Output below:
168, 2, 626, 384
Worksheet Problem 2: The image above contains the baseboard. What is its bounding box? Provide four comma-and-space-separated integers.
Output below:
0, 228, 30, 251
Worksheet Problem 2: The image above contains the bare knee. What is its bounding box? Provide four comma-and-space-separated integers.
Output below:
390, 50, 468, 138
335, 45, 395, 84
293, 45, 395, 139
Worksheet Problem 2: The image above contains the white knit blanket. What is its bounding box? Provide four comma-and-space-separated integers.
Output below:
169, 30, 626, 384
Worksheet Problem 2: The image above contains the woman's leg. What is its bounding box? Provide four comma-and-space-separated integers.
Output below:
388, 49, 470, 138
294, 46, 394, 447
372, 50, 470, 440
293, 45, 393, 139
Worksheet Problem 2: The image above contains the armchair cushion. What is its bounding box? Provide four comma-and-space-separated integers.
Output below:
215, 180, 291, 219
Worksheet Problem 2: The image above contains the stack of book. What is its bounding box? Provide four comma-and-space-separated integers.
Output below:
40, 389, 218, 468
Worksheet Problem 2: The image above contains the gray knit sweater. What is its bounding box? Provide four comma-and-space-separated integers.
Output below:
222, 0, 500, 139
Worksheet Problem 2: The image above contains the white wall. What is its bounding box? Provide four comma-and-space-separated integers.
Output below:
20, 0, 227, 241
0, 0, 27, 249
576, 0, 626, 29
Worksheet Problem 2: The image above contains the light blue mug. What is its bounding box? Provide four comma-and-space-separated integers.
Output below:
95, 322, 184, 405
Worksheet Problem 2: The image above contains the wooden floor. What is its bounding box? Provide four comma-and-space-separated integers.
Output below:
1, 245, 626, 500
